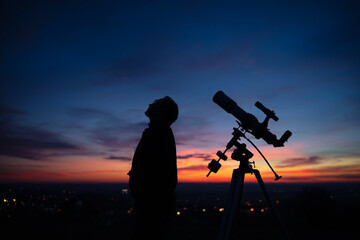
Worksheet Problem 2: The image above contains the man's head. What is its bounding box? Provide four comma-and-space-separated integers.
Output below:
145, 96, 178, 126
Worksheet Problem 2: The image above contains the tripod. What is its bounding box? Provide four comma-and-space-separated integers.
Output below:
218, 156, 290, 240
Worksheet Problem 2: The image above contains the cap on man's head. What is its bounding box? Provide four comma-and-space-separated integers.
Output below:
162, 96, 178, 125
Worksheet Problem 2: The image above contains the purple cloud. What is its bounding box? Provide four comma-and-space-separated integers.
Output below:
0, 106, 84, 160
178, 164, 207, 171
177, 153, 212, 161
68, 107, 147, 149
278, 156, 324, 168
0, 122, 81, 161
105, 155, 131, 161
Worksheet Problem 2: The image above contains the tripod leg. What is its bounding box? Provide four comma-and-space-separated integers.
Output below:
254, 170, 290, 240
218, 169, 238, 240
218, 169, 245, 240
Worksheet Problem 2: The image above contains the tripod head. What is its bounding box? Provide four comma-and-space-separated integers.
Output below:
206, 122, 283, 181
207, 127, 253, 175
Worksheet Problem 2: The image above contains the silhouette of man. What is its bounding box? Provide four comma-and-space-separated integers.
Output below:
128, 96, 178, 240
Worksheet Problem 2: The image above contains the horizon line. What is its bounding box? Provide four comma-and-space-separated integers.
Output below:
1, 181, 359, 185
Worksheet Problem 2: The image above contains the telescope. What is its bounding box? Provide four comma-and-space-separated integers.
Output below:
213, 91, 292, 147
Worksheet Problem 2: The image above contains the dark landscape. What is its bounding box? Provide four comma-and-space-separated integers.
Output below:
1, 182, 359, 240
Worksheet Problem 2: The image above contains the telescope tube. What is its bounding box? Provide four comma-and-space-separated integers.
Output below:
213, 91, 262, 138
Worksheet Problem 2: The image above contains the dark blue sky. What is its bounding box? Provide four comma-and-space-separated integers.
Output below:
1, 0, 359, 182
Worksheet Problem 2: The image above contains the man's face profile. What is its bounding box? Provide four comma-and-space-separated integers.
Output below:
145, 96, 178, 125
145, 99, 167, 121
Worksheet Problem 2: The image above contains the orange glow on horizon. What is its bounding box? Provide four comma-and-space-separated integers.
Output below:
1, 143, 359, 183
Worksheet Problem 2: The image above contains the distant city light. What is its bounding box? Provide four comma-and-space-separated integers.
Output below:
127, 208, 133, 214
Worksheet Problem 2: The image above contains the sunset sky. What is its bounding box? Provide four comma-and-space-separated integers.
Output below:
1, 0, 359, 183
